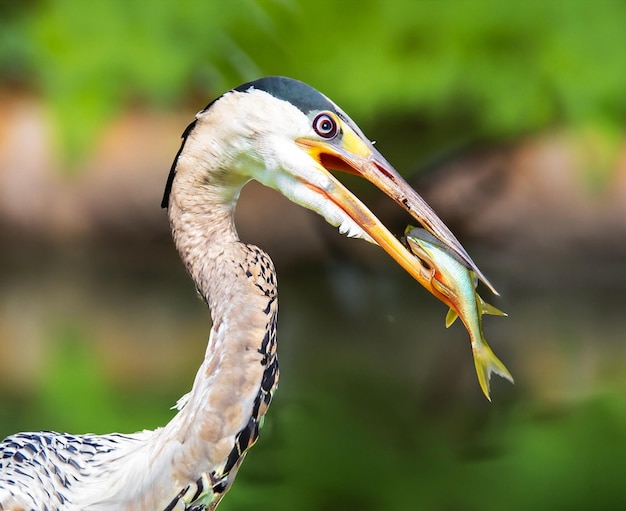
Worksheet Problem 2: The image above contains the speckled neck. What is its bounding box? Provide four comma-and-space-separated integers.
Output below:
147, 151, 280, 509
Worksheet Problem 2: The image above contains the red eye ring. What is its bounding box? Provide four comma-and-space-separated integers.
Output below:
312, 112, 339, 139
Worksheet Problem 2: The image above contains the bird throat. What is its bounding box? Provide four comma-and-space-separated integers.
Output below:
163, 225, 280, 510
164, 145, 281, 509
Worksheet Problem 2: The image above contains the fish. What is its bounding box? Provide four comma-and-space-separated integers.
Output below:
403, 226, 513, 400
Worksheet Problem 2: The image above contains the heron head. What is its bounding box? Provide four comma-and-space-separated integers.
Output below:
162, 76, 496, 297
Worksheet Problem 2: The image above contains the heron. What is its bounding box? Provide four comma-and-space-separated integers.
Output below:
0, 77, 496, 510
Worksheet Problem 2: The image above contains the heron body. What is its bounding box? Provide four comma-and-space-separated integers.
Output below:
0, 77, 495, 510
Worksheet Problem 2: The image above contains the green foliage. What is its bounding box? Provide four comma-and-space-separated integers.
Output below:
287, 1, 626, 134
1, 0, 286, 162
214, 378, 626, 511
1, 0, 625, 165
0, 323, 175, 436
33, 324, 121, 432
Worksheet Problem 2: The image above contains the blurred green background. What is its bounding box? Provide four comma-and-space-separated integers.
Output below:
1, 1, 626, 510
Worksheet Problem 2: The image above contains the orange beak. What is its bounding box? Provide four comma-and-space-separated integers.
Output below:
296, 125, 497, 299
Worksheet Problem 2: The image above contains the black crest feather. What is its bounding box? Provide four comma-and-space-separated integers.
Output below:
233, 76, 337, 115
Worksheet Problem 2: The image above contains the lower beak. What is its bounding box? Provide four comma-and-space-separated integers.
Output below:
297, 136, 498, 297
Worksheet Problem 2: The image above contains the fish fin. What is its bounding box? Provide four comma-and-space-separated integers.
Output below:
472, 340, 514, 401
445, 308, 458, 328
479, 296, 508, 317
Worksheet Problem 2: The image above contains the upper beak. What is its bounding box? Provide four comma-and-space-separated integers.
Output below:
296, 129, 498, 297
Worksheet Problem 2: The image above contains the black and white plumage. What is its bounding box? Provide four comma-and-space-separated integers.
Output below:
0, 432, 150, 508
0, 77, 492, 510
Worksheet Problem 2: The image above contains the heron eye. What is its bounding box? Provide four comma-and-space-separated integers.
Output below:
312, 112, 339, 139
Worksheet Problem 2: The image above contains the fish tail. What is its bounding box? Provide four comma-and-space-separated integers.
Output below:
472, 339, 514, 401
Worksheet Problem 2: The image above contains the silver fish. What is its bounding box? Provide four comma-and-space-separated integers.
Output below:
404, 227, 513, 400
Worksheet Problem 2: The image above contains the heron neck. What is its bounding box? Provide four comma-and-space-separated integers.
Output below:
146, 180, 278, 506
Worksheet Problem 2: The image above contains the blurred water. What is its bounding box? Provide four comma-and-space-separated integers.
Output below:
1, 245, 625, 510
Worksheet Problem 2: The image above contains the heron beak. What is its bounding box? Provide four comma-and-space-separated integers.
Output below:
296, 129, 498, 296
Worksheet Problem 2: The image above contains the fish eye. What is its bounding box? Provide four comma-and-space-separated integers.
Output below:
312, 112, 339, 139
